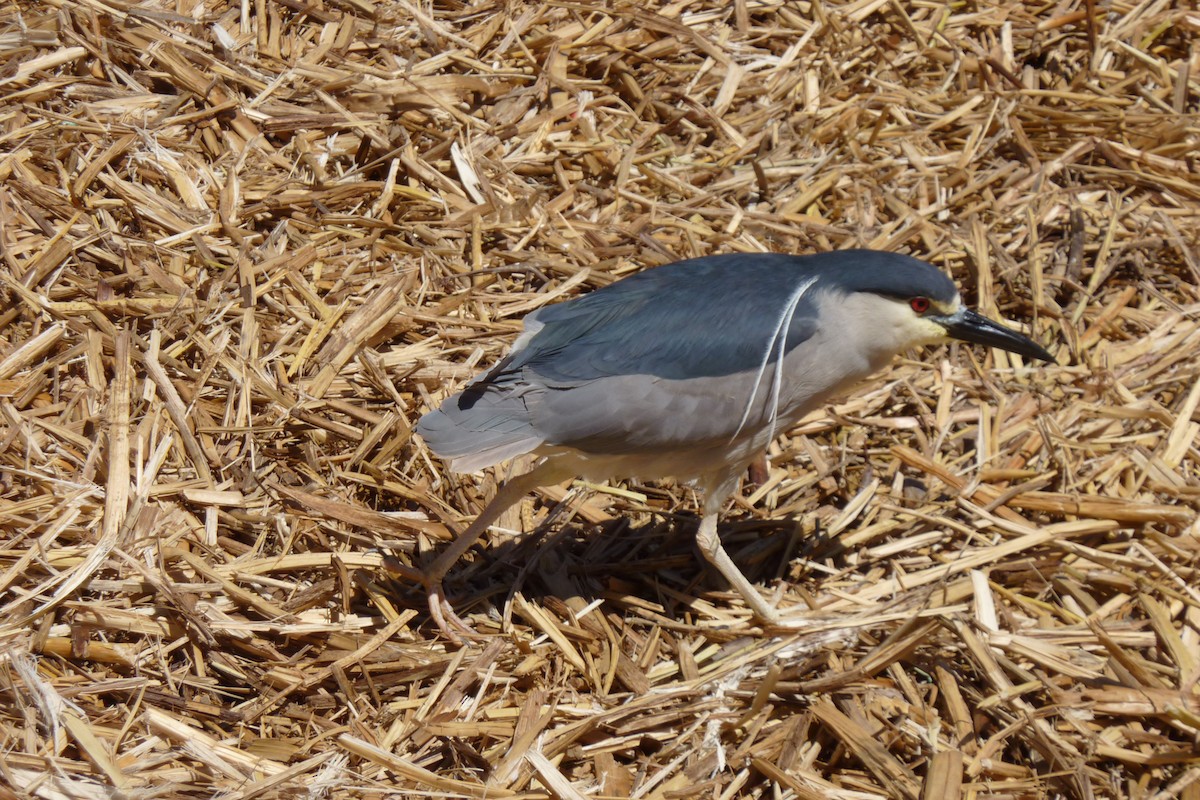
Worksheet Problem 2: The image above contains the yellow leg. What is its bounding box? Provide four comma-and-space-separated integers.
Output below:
425, 461, 569, 642
693, 472, 781, 624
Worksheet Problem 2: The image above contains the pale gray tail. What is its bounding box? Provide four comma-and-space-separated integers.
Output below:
416, 383, 543, 473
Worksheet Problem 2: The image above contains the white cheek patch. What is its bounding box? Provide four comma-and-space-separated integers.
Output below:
912, 317, 951, 345
932, 294, 962, 316
884, 302, 950, 349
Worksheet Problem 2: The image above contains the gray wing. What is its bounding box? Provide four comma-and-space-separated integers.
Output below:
506, 253, 820, 383
414, 374, 545, 472
417, 253, 824, 470
513, 255, 824, 453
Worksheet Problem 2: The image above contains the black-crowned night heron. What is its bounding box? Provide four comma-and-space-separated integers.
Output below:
417, 249, 1053, 639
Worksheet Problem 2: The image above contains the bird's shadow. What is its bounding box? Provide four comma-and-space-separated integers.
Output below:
390, 502, 843, 634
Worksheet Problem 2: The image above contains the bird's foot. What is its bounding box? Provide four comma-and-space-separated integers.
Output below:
755, 613, 807, 632
426, 578, 483, 644
743, 596, 818, 632
744, 606, 789, 633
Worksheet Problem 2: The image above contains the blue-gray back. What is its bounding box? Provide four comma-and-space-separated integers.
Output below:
494, 249, 949, 383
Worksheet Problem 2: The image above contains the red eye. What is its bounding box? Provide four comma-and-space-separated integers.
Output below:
910, 297, 930, 314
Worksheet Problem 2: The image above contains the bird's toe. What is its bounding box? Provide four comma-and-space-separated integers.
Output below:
426, 580, 482, 643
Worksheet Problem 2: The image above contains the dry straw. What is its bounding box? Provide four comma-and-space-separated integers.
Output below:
0, 1, 1198, 798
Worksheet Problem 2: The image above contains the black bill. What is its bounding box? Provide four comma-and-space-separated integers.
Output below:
937, 308, 1054, 362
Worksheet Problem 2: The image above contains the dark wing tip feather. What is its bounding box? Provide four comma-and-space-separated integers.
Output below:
415, 390, 544, 472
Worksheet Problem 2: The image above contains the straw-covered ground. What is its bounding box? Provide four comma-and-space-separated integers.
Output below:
1, 1, 1198, 797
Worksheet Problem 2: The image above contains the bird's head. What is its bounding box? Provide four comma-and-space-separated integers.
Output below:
875, 289, 1055, 363
822, 251, 1055, 363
